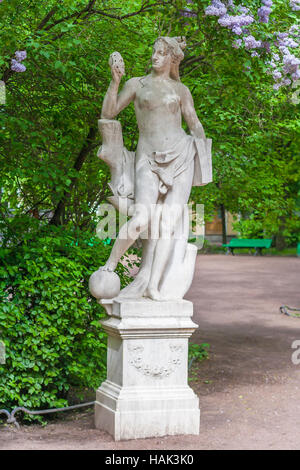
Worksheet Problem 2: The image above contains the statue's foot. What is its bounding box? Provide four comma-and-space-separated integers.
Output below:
145, 286, 164, 301
116, 274, 149, 300
99, 263, 115, 273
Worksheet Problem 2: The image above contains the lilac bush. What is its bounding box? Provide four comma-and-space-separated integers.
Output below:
268, 25, 300, 89
203, 0, 300, 90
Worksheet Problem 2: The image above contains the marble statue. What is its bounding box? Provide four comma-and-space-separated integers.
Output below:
89, 36, 212, 302
92, 37, 213, 440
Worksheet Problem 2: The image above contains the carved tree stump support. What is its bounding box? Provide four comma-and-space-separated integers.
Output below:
97, 119, 135, 214
95, 298, 200, 440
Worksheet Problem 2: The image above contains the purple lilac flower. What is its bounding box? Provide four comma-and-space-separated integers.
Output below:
289, 24, 299, 36
291, 70, 300, 80
243, 35, 262, 49
276, 32, 297, 51
261, 41, 271, 52
257, 0, 272, 23
272, 70, 282, 80
217, 14, 231, 26
283, 52, 300, 72
269, 59, 277, 68
205, 0, 227, 16
239, 15, 255, 26
237, 6, 249, 14
277, 32, 289, 39
283, 78, 292, 86
231, 25, 243, 35
205, 1, 254, 36
286, 38, 298, 48
257, 6, 271, 23
271, 49, 300, 88
279, 37, 298, 49
11, 59, 26, 72
15, 50, 27, 62
290, 0, 300, 11
232, 39, 242, 48
218, 13, 254, 28
279, 46, 289, 56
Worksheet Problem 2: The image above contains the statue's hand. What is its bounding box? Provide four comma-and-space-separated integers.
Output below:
109, 51, 125, 84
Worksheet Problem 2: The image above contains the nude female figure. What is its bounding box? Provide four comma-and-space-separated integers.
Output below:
100, 36, 207, 301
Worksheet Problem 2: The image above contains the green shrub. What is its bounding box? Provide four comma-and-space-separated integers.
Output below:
188, 342, 210, 364
0, 226, 131, 418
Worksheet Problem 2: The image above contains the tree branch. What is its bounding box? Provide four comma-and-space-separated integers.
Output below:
180, 55, 205, 70
43, 0, 97, 31
90, 1, 170, 20
1, 1, 169, 83
36, 6, 59, 30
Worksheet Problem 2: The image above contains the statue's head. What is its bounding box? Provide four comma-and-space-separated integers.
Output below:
152, 36, 186, 81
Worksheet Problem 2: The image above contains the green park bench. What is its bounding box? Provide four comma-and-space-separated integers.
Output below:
223, 238, 272, 256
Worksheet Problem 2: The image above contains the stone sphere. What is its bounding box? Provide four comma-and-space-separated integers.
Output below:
89, 269, 120, 300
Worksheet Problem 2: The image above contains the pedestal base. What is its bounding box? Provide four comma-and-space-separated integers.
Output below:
95, 299, 200, 441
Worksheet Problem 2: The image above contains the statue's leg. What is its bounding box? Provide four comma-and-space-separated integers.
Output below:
102, 159, 159, 272
116, 201, 163, 299
146, 161, 194, 300
116, 239, 156, 299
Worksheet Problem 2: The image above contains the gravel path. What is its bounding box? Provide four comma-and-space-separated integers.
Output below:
1, 254, 300, 450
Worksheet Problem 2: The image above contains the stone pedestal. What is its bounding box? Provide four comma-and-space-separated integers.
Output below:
94, 298, 200, 441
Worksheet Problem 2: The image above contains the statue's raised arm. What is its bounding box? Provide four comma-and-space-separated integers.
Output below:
101, 52, 136, 119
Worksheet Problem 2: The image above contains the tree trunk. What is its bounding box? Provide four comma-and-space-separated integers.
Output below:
220, 204, 227, 245
275, 217, 286, 251
49, 126, 97, 226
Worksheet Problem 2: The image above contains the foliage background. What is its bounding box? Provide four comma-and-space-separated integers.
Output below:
0, 0, 299, 413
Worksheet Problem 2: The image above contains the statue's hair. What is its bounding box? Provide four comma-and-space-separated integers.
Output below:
154, 36, 186, 81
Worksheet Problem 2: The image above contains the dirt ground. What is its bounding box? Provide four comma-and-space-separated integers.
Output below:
1, 254, 300, 450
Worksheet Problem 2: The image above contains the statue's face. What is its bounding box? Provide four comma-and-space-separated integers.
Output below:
152, 41, 172, 72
